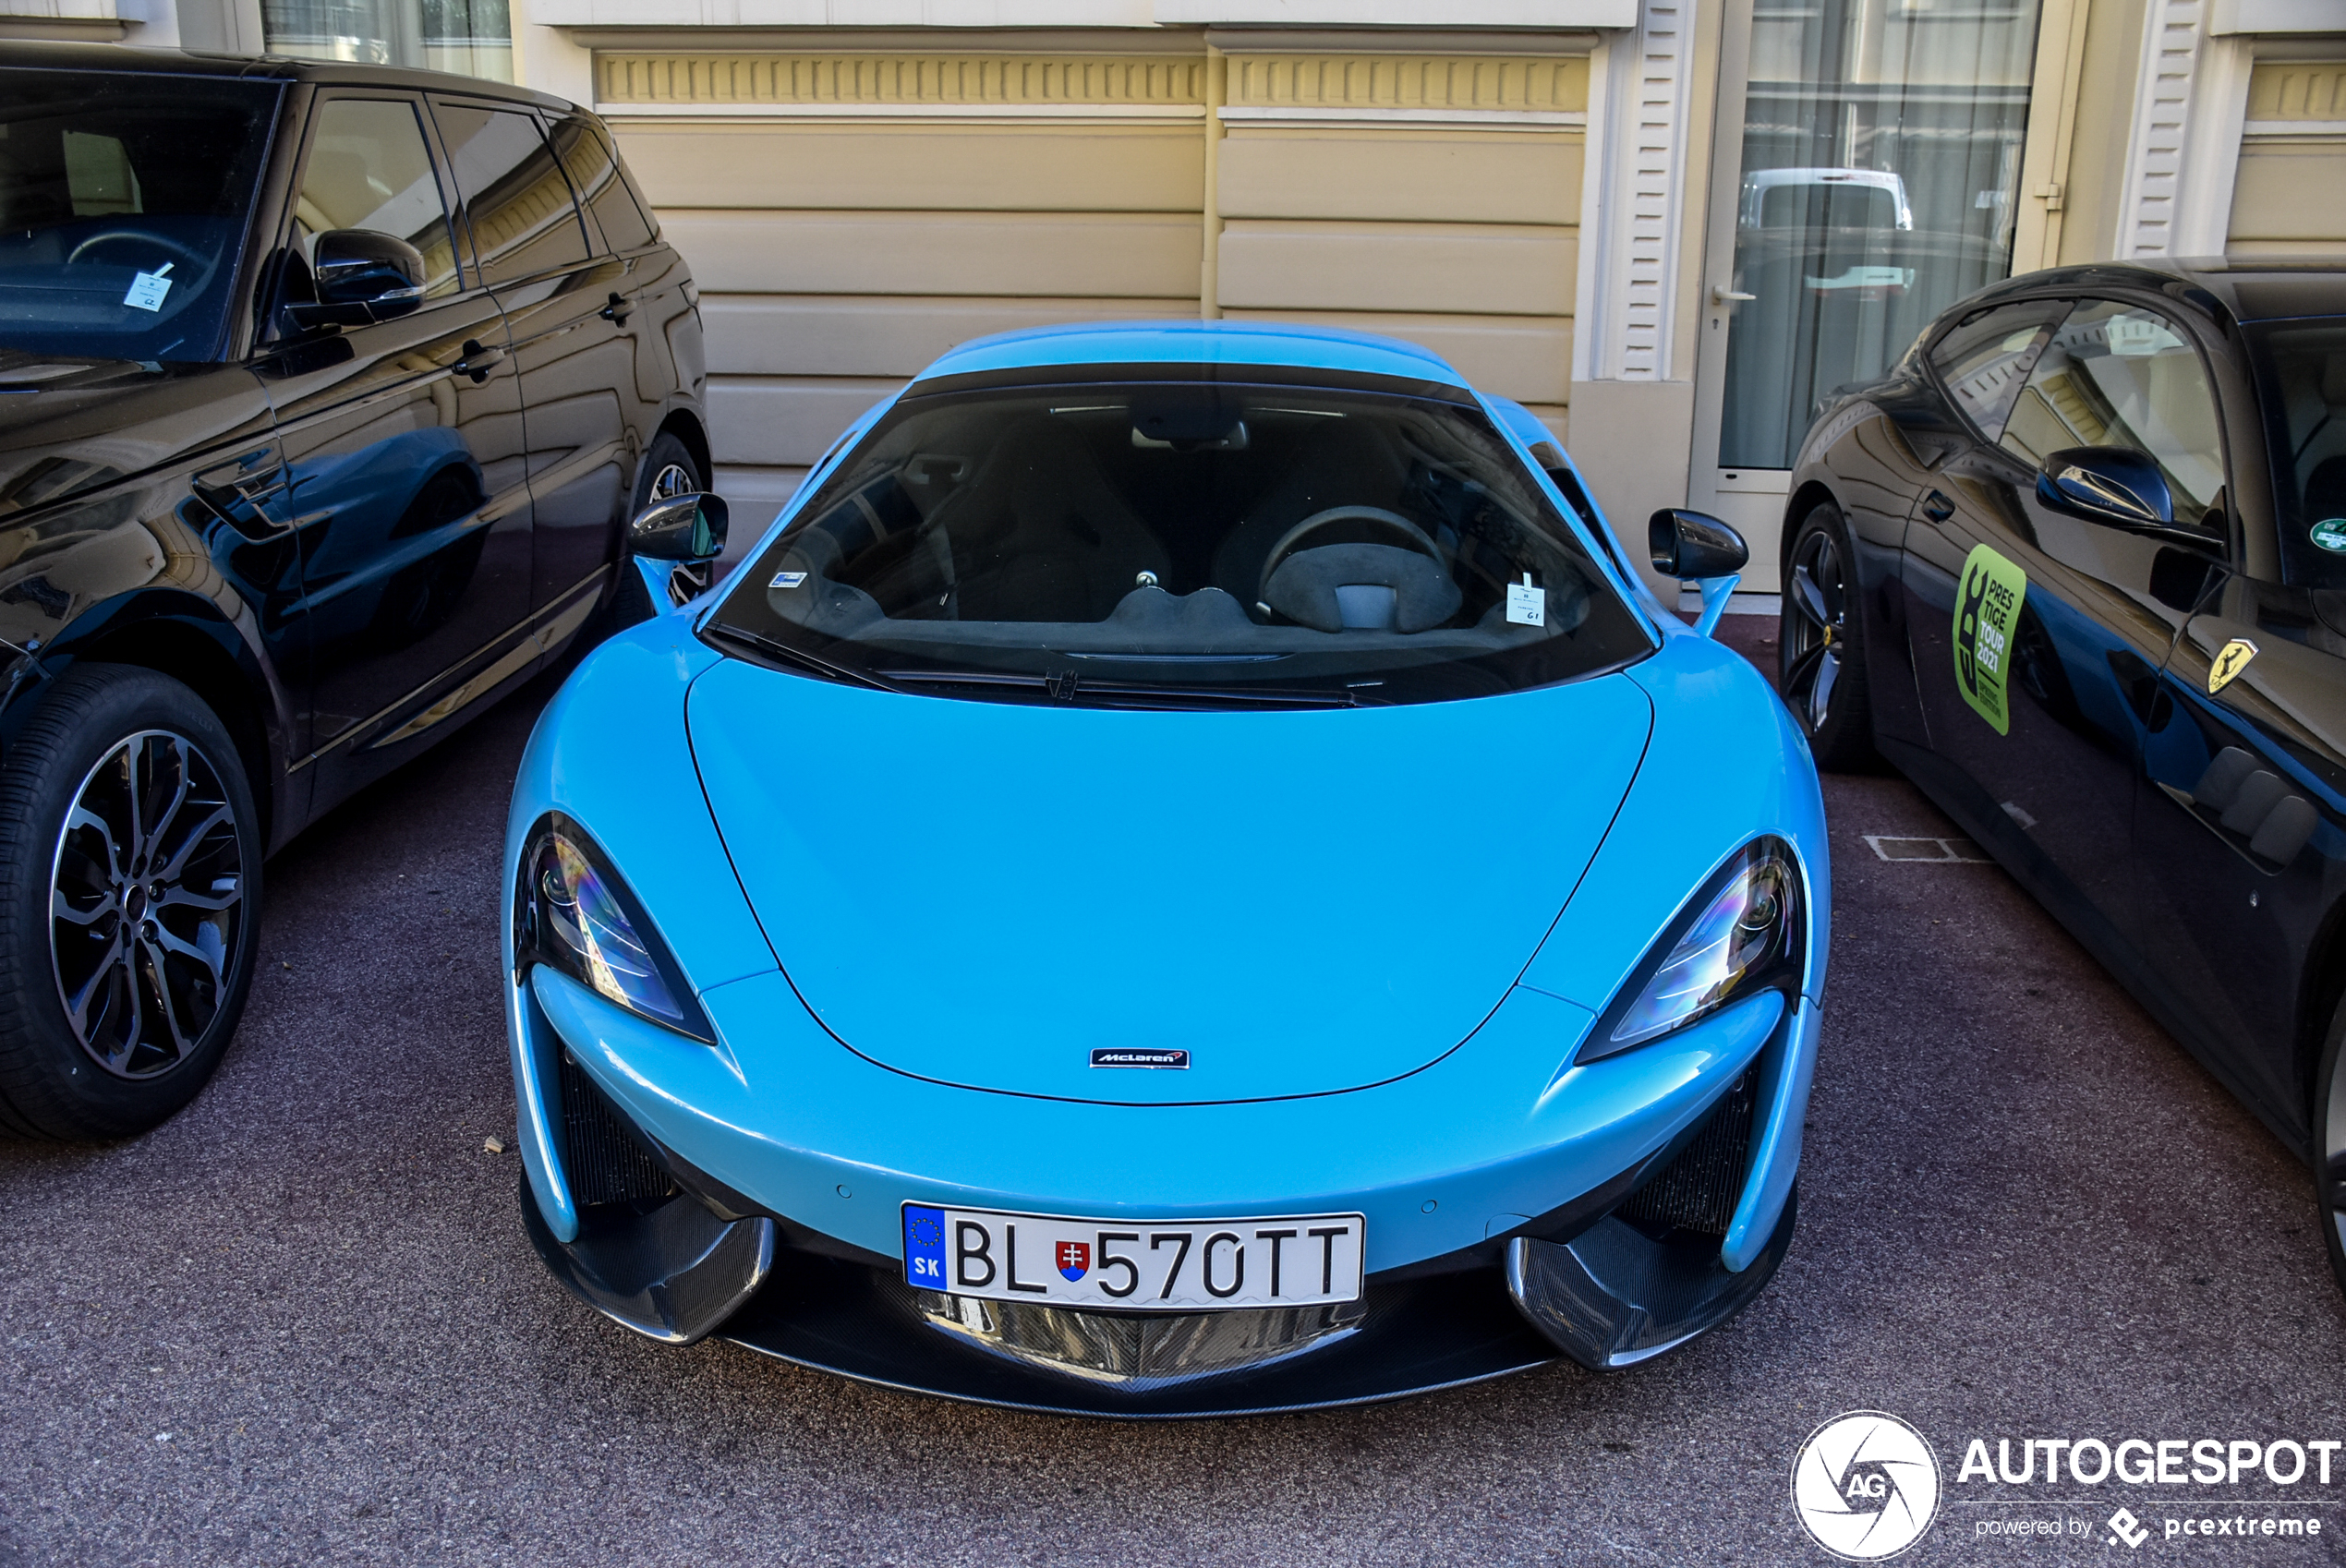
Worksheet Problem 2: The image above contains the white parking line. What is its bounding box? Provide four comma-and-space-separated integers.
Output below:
1863, 834, 1993, 863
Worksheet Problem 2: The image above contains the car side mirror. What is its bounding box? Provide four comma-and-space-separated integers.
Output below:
287, 229, 427, 328
630, 490, 728, 562
1647, 508, 1747, 639
2036, 446, 2174, 531
1648, 509, 1749, 579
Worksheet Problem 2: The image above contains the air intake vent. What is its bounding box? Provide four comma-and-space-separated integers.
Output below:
1619, 1067, 1759, 1238
560, 1050, 678, 1208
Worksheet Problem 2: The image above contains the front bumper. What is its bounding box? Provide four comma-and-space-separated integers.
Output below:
510, 963, 1820, 1414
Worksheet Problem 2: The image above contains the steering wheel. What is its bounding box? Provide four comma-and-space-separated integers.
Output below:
1255, 506, 1446, 604
66, 229, 207, 273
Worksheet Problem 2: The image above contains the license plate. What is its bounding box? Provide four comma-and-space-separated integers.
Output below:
901, 1203, 1366, 1310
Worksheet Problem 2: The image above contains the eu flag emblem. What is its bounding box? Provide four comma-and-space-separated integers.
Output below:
1056, 1240, 1090, 1282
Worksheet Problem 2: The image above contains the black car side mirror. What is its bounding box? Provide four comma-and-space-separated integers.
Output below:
630, 491, 728, 562
287, 229, 427, 329
1649, 508, 1750, 579
2036, 446, 2174, 531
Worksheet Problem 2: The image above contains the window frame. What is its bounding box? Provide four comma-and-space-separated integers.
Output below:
258, 87, 471, 346
423, 94, 596, 286
1922, 296, 2072, 444
1994, 293, 2243, 560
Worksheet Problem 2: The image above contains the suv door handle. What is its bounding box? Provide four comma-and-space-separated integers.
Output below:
599, 292, 632, 325
455, 340, 507, 383
1923, 489, 1955, 522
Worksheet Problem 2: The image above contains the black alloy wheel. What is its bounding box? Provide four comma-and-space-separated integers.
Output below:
52, 730, 244, 1078
1779, 503, 1877, 771
2314, 996, 2346, 1299
0, 666, 260, 1140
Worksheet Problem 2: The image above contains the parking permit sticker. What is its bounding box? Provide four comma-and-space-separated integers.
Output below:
1953, 543, 2026, 735
123, 262, 174, 313
1506, 573, 1546, 627
769, 571, 808, 589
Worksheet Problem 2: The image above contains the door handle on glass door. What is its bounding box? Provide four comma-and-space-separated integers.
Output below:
1712, 285, 1757, 304
1923, 490, 1955, 522
455, 340, 507, 383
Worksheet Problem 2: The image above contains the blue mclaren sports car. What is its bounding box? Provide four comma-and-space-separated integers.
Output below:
502, 322, 1829, 1416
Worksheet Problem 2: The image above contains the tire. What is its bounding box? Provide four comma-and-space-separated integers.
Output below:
0, 666, 261, 1140
1778, 502, 1879, 772
2313, 996, 2346, 1300
588, 431, 707, 643
633, 429, 704, 519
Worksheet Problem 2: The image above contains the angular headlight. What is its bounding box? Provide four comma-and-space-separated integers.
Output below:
1578, 838, 1803, 1064
515, 815, 712, 1041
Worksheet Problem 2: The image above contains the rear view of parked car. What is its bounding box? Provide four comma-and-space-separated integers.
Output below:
0, 42, 707, 1139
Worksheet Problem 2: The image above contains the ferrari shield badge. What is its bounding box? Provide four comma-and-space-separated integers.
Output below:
2208, 637, 2259, 695
1056, 1240, 1091, 1283
1953, 544, 2027, 736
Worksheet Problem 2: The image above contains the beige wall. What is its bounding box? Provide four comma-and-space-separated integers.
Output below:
2230, 59, 2346, 256
596, 40, 1587, 517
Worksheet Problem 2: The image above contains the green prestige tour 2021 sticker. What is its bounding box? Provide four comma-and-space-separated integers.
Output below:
1953, 543, 2027, 735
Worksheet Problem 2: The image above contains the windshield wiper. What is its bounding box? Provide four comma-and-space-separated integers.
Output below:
705, 623, 905, 694
876, 669, 1376, 709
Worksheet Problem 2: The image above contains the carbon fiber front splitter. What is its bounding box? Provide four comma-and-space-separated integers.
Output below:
715, 1251, 1563, 1418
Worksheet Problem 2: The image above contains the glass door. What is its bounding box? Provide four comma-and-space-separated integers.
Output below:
1690, 0, 2044, 588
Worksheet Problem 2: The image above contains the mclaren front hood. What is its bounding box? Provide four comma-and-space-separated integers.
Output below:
685, 659, 1653, 1104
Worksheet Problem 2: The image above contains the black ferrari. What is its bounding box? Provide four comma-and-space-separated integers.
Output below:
1777, 259, 2346, 1292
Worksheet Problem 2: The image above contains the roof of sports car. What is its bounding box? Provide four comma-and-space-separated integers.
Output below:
908, 320, 1472, 390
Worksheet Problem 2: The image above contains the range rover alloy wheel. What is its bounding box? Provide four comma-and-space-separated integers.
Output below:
0, 667, 260, 1139
51, 728, 246, 1080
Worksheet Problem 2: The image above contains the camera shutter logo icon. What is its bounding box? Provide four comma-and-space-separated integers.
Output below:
1790, 1411, 1941, 1561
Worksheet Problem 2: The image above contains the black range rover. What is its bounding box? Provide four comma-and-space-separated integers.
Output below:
0, 42, 709, 1138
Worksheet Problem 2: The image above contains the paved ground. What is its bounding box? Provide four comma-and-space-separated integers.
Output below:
4, 616, 2344, 1567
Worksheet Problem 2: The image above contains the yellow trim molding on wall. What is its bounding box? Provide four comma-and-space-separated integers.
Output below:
2243, 59, 2346, 137
595, 52, 1207, 115
1223, 52, 1589, 123
592, 47, 1592, 125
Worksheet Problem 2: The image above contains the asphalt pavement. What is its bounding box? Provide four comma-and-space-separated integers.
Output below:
4, 615, 2343, 1567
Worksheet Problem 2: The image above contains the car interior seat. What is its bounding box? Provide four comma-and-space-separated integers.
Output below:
947, 416, 1171, 621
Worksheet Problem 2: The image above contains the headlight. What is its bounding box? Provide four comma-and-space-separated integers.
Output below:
1578, 838, 1803, 1064
515, 815, 713, 1041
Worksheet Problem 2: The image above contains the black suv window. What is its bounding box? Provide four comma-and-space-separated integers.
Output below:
431, 102, 591, 283
0, 69, 279, 362
288, 96, 463, 303
1927, 299, 2067, 440
549, 114, 653, 253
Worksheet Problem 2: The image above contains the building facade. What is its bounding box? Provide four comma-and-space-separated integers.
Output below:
4, 0, 2340, 591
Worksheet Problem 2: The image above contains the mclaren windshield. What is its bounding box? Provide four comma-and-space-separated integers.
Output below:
707, 369, 1653, 707
0, 70, 279, 362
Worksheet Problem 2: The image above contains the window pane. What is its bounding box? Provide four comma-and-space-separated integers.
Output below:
549, 114, 651, 253
2001, 300, 2228, 525
709, 377, 1653, 707
261, 0, 512, 83
2243, 319, 2346, 586
0, 68, 277, 361
294, 98, 460, 298
1927, 299, 2067, 440
1719, 0, 2043, 469
433, 103, 590, 284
